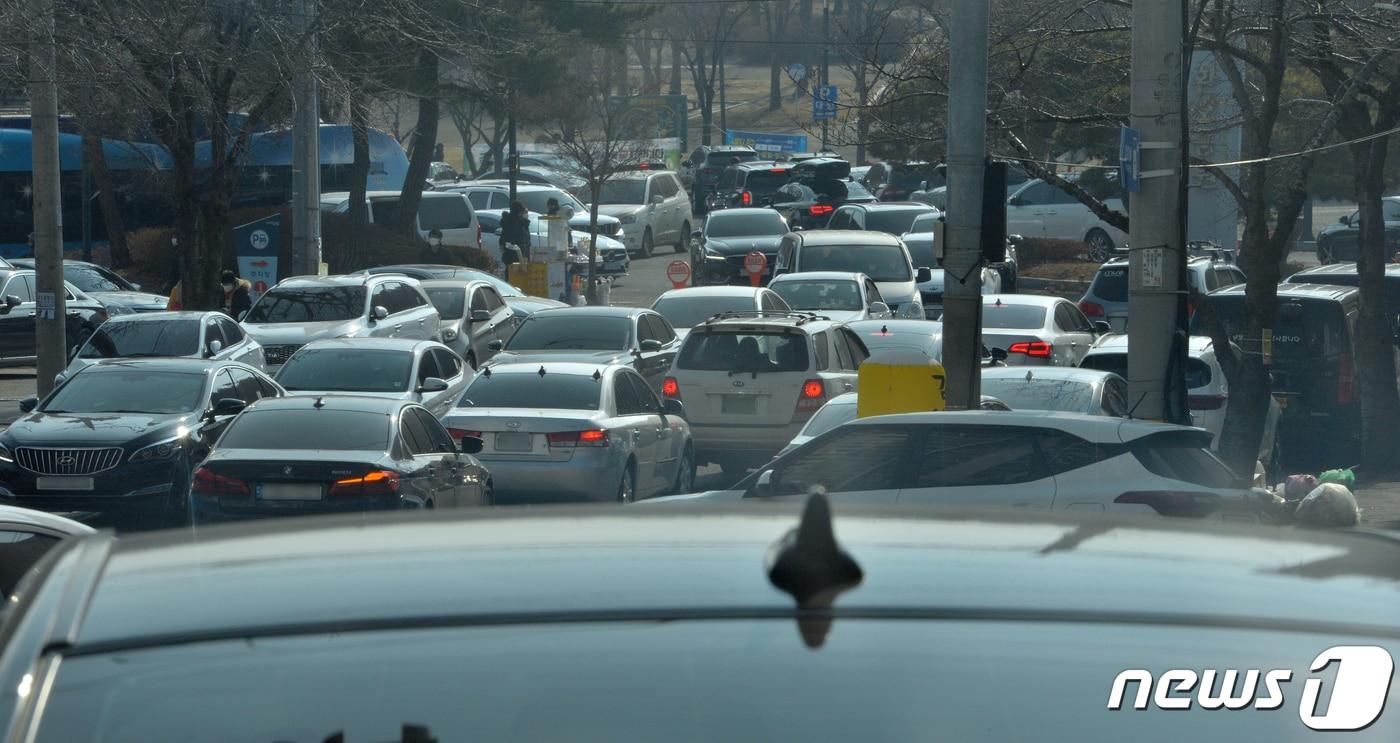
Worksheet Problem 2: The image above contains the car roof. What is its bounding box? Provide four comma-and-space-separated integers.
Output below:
99, 311, 212, 323
417, 278, 490, 290
1289, 262, 1400, 278
79, 357, 231, 374
981, 366, 1120, 384
655, 286, 767, 299
853, 409, 1207, 443
848, 203, 935, 212
0, 504, 95, 537
1211, 282, 1359, 301
696, 313, 840, 331
297, 338, 440, 353
769, 271, 868, 283
531, 306, 648, 319
476, 361, 627, 377
707, 207, 786, 219
276, 274, 403, 288
48, 505, 1400, 652
240, 394, 411, 414
982, 293, 1062, 307
1086, 334, 1218, 356
792, 230, 903, 246
847, 319, 941, 335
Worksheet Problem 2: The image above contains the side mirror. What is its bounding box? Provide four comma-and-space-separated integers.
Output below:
211, 397, 246, 419
651, 194, 664, 205
487, 339, 504, 351
459, 435, 484, 455
1008, 196, 1024, 207
915, 266, 933, 283
754, 469, 774, 497
19, 396, 38, 414
418, 376, 449, 393
990, 347, 1009, 362
1092, 320, 1113, 335
869, 301, 891, 317
236, 310, 247, 322
371, 305, 389, 321
205, 339, 224, 358
661, 398, 686, 418
494, 228, 503, 235
131, 282, 142, 291
52, 372, 66, 388
470, 309, 492, 322
690, 230, 703, 240
919, 180, 928, 191
639, 339, 663, 352
1339, 215, 1350, 225
0, 295, 20, 315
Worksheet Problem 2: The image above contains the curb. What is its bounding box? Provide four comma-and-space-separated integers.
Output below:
1017, 276, 1091, 297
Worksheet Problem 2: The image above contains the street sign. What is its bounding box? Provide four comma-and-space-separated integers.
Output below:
744, 251, 768, 287
234, 214, 281, 304
1119, 127, 1141, 193
667, 259, 692, 289
812, 85, 838, 122
725, 130, 809, 153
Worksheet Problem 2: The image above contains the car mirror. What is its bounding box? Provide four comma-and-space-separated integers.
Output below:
18, 396, 38, 414
1092, 320, 1113, 335
419, 376, 449, 393
494, 228, 503, 235
53, 372, 67, 388
651, 194, 664, 205
1008, 196, 1024, 207
471, 309, 492, 322
919, 180, 928, 191
691, 230, 703, 240
915, 266, 933, 283
371, 305, 389, 321
662, 398, 686, 418
1339, 215, 1350, 225
869, 301, 891, 316
754, 469, 775, 497
131, 282, 142, 291
990, 347, 1009, 362
639, 339, 663, 352
488, 339, 504, 351
0, 295, 20, 314
211, 397, 246, 419
206, 339, 224, 358
459, 435, 484, 455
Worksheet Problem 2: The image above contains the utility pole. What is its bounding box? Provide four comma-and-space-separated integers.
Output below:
29, 0, 64, 397
941, 0, 989, 410
1126, 0, 1187, 422
508, 109, 518, 201
290, 0, 322, 277
719, 43, 728, 138
821, 0, 831, 150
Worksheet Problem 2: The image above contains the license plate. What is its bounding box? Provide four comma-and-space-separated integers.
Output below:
722, 395, 757, 415
36, 476, 93, 491
495, 432, 533, 452
257, 483, 322, 501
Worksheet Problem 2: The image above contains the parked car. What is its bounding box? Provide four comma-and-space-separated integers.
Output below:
901, 212, 1016, 303
0, 505, 93, 603
490, 307, 681, 393
69, 311, 266, 374
476, 209, 630, 275
444, 362, 694, 503
1080, 333, 1282, 467
681, 144, 759, 190
866, 160, 944, 202
777, 391, 1010, 457
1285, 261, 1400, 341
417, 278, 518, 368
689, 207, 791, 286
768, 272, 893, 323
980, 366, 1128, 417
1315, 196, 1400, 263
0, 358, 282, 529
663, 312, 869, 476
1080, 256, 1246, 333
191, 396, 490, 522
649, 286, 791, 334
982, 294, 1108, 367
444, 183, 624, 239
593, 170, 692, 257
275, 339, 470, 419
773, 230, 928, 319
1006, 179, 1128, 262
426, 161, 460, 183
826, 202, 939, 237
708, 160, 795, 211
349, 264, 555, 318
0, 268, 110, 367
10, 258, 168, 313
241, 275, 441, 368
319, 190, 482, 251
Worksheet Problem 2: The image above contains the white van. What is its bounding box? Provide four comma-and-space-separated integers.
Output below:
320, 191, 482, 250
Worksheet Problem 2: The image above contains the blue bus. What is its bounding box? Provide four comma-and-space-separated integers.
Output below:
0, 124, 409, 258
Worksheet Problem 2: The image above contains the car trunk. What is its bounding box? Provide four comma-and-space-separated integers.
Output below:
442, 409, 603, 462
201, 451, 390, 503
1201, 296, 1351, 416
980, 331, 1052, 365
670, 328, 812, 427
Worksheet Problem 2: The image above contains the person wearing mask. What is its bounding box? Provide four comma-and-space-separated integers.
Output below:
419, 229, 455, 265
219, 270, 252, 319
499, 201, 531, 267
545, 198, 561, 217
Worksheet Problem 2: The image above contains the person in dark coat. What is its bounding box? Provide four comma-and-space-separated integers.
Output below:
419, 229, 456, 265
219, 270, 252, 319
499, 201, 532, 263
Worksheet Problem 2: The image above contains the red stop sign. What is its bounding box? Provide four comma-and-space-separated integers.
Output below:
744, 251, 768, 287
667, 259, 692, 289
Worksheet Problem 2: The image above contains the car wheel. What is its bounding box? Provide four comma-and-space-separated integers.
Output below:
640, 228, 654, 258
674, 222, 690, 253
673, 445, 696, 495
1085, 229, 1114, 263
482, 480, 494, 507
617, 465, 637, 503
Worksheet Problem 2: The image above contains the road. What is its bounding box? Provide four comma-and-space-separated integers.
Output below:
0, 367, 36, 427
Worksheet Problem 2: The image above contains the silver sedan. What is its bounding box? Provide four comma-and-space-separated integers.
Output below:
68, 311, 267, 374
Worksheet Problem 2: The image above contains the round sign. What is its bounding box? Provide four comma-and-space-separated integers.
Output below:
253, 280, 268, 294
250, 229, 270, 251
744, 251, 768, 275
666, 259, 692, 289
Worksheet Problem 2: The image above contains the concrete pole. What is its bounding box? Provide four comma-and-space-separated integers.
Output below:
28, 0, 65, 397
941, 0, 989, 409
1127, 0, 1186, 421
290, 0, 322, 277
821, 0, 830, 150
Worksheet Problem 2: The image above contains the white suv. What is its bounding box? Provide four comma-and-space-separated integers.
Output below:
662, 313, 869, 477
319, 191, 481, 251
594, 171, 694, 257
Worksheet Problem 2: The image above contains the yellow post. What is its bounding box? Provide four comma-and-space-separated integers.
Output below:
856, 349, 947, 418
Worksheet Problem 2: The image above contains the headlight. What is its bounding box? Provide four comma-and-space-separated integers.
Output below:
0, 444, 12, 463
618, 213, 638, 225
899, 300, 923, 319
130, 437, 183, 463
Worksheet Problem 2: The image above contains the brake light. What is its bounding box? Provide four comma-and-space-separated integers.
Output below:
1008, 341, 1053, 358
447, 428, 481, 441
741, 190, 752, 206
1338, 350, 1355, 405
770, 167, 787, 173
802, 380, 824, 398
1187, 394, 1226, 411
1115, 491, 1220, 518
547, 429, 610, 448
329, 470, 402, 497
662, 377, 681, 398
1078, 299, 1104, 318
191, 467, 249, 496
794, 378, 827, 418
809, 204, 834, 216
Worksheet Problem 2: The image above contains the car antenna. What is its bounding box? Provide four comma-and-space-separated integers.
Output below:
481, 365, 491, 378
313, 396, 325, 409
765, 493, 863, 649
538, 365, 547, 377
593, 369, 602, 381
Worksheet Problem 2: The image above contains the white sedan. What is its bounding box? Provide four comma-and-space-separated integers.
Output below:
982, 294, 1109, 367
768, 271, 894, 323
476, 209, 630, 275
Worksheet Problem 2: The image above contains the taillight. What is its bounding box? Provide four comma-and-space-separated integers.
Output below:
1187, 394, 1226, 411
1115, 491, 1220, 518
1008, 341, 1053, 358
329, 470, 401, 497
809, 204, 834, 216
1078, 299, 1104, 318
741, 190, 752, 206
662, 377, 681, 398
794, 378, 826, 418
1338, 351, 1355, 405
547, 429, 610, 448
191, 467, 249, 496
447, 428, 481, 441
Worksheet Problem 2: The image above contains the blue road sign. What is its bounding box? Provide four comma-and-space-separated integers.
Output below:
725, 130, 809, 153
813, 85, 838, 121
1119, 126, 1141, 193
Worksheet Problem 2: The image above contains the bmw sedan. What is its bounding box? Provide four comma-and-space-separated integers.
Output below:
274, 339, 471, 419
68, 311, 267, 374
0, 358, 283, 529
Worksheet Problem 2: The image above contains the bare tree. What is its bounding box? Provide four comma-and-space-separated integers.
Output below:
673, 1, 751, 145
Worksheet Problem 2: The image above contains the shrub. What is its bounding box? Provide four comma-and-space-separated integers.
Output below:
1017, 237, 1088, 270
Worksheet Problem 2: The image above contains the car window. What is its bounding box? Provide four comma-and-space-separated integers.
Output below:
277, 349, 413, 393
227, 367, 267, 404
2, 275, 32, 302
913, 426, 1043, 487
865, 280, 885, 305
677, 331, 809, 372
717, 169, 738, 189
760, 292, 789, 313
481, 287, 505, 312
1090, 266, 1128, 302
811, 331, 831, 370
1068, 304, 1094, 332
412, 407, 457, 453
469, 288, 489, 314
831, 331, 853, 370
625, 372, 661, 414
369, 200, 400, 226
1131, 434, 1238, 488
646, 314, 677, 344
433, 348, 463, 379
256, 376, 280, 399
983, 303, 1047, 329
1385, 200, 1400, 221
466, 191, 491, 209
221, 409, 389, 451
770, 425, 913, 496
400, 409, 433, 455
418, 196, 471, 231
208, 369, 238, 409
841, 330, 869, 367
827, 209, 853, 229
637, 316, 662, 345
370, 283, 391, 313
417, 350, 442, 384
1015, 182, 1055, 206
1049, 186, 1079, 205
78, 320, 202, 359
1036, 430, 1124, 475
0, 529, 60, 600
381, 282, 415, 315
507, 315, 631, 352
217, 316, 245, 343
1102, 377, 1128, 416
613, 375, 644, 415
652, 176, 677, 199
204, 320, 226, 351
247, 286, 367, 323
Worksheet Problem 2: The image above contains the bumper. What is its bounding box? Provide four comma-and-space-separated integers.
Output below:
0, 460, 186, 530
597, 253, 631, 275
479, 454, 623, 503
191, 493, 407, 523
690, 421, 805, 465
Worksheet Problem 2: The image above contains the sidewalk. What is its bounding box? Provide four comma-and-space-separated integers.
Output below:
1355, 482, 1400, 530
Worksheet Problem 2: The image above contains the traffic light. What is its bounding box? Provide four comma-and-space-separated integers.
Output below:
981, 160, 1008, 263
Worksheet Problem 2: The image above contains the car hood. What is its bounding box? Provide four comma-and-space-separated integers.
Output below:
576, 232, 626, 252
242, 319, 365, 344
491, 350, 633, 366
569, 213, 620, 229
873, 280, 918, 305
2, 411, 195, 447
705, 236, 785, 256
87, 291, 169, 309
595, 205, 645, 219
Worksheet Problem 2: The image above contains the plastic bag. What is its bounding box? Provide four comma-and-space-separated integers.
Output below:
1318, 468, 1356, 490
1294, 483, 1360, 528
1283, 474, 1319, 502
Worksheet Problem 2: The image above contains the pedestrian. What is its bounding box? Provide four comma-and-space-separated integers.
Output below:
418, 229, 455, 265
546, 198, 561, 217
219, 270, 252, 319
499, 201, 532, 266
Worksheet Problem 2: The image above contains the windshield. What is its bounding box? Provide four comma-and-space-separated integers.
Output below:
458, 373, 602, 410
864, 209, 929, 236
517, 189, 586, 215
980, 377, 1096, 414
797, 243, 911, 282
425, 288, 465, 320
598, 180, 647, 205
706, 212, 789, 238
801, 400, 859, 438
982, 303, 1046, 329
506, 315, 631, 352
275, 349, 414, 393
678, 331, 809, 372
652, 295, 758, 328
218, 409, 389, 451
44, 370, 205, 414
65, 265, 132, 293
245, 286, 366, 323
1091, 266, 1129, 302
772, 280, 863, 311
78, 320, 200, 359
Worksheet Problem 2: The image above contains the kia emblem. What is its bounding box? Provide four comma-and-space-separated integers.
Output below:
283, 465, 293, 475
506, 421, 521, 429
732, 380, 745, 388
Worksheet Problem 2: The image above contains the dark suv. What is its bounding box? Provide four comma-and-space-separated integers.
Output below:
708, 161, 797, 211
1286, 262, 1400, 343
682, 146, 759, 190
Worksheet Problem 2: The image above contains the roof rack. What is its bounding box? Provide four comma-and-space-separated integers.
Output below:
701, 310, 831, 325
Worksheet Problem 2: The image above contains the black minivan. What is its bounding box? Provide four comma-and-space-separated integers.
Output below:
1285, 262, 1400, 344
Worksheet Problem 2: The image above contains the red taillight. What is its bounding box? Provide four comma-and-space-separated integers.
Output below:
1008, 341, 1053, 358
809, 204, 834, 216
547, 429, 610, 448
1187, 394, 1226, 411
662, 377, 681, 398
741, 190, 752, 206
1115, 491, 1220, 518
802, 380, 824, 398
447, 428, 481, 441
191, 467, 249, 496
1078, 299, 1105, 318
329, 470, 401, 497
1338, 351, 1355, 405
794, 378, 827, 418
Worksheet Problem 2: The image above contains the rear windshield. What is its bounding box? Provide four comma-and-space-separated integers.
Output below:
218, 409, 389, 451
246, 286, 367, 323
678, 331, 809, 372
982, 304, 1046, 329
1131, 434, 1239, 488
771, 280, 863, 311
864, 209, 928, 236
425, 288, 465, 320
1091, 266, 1129, 302
78, 320, 200, 359
979, 377, 1095, 414
652, 296, 756, 328
797, 243, 911, 282
1197, 296, 1349, 358
598, 180, 647, 205
706, 211, 789, 238
458, 373, 602, 410
275, 349, 414, 393
1082, 352, 1213, 389
742, 170, 792, 197
506, 315, 631, 352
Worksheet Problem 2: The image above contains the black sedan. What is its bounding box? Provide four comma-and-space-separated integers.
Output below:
488, 307, 681, 393
10, 258, 170, 313
689, 208, 790, 286
0, 358, 282, 530
1315, 197, 1400, 263
190, 396, 490, 523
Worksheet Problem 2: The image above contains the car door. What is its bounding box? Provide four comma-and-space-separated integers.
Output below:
637, 314, 679, 392
864, 278, 890, 318
481, 287, 518, 353
1055, 302, 1095, 365
759, 424, 917, 503
1040, 183, 1086, 240
625, 370, 677, 495
398, 405, 456, 507
834, 328, 866, 392
0, 273, 35, 360
424, 348, 466, 418
196, 369, 241, 452
0, 525, 62, 601
410, 406, 473, 506
203, 318, 227, 360
899, 425, 1055, 509
218, 316, 264, 369
1006, 181, 1053, 237
612, 372, 658, 493
401, 283, 437, 339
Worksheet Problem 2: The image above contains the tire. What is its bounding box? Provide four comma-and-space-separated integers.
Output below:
672, 445, 697, 495
482, 480, 494, 507
640, 228, 655, 258
675, 222, 690, 253
617, 465, 637, 504
1085, 229, 1114, 263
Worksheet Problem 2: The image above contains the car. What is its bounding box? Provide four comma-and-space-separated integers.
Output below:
1285, 261, 1400, 341
826, 202, 939, 237
593, 171, 692, 257
68, 311, 267, 374
7, 505, 1400, 741
9, 258, 169, 313
1006, 179, 1128, 262
776, 391, 1011, 457
768, 271, 893, 323
1315, 196, 1400, 263
489, 307, 681, 393
681, 144, 759, 190
0, 268, 111, 367
441, 183, 624, 239
681, 410, 1260, 518
190, 396, 490, 523
1080, 334, 1282, 467
476, 209, 630, 275
1080, 256, 1246, 333
241, 275, 441, 368
514, 165, 587, 191
426, 160, 460, 183
502, 293, 570, 320
901, 212, 1013, 308
0, 358, 283, 529
773, 230, 928, 319
0, 505, 93, 603
443, 362, 694, 503
274, 339, 471, 419
516, 151, 578, 171
418, 278, 519, 368
662, 313, 869, 476
847, 319, 1006, 367
771, 178, 880, 231
982, 294, 1108, 367
866, 160, 944, 201
649, 286, 791, 334
708, 160, 797, 211
689, 207, 791, 286
319, 190, 482, 251
349, 264, 557, 321
980, 366, 1128, 417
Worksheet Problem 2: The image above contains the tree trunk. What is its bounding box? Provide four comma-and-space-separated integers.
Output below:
395, 51, 439, 239
855, 65, 869, 165
1351, 139, 1400, 475
347, 87, 371, 272
670, 43, 682, 95
768, 47, 782, 110
80, 130, 130, 268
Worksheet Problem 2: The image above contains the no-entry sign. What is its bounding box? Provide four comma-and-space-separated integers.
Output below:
744, 251, 768, 287
667, 259, 692, 289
